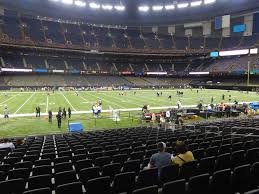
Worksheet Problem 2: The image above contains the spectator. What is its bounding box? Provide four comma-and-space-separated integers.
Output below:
159, 113, 166, 128
0, 138, 15, 150
16, 138, 25, 147
172, 141, 194, 166
145, 142, 172, 176
166, 109, 171, 123
225, 105, 231, 117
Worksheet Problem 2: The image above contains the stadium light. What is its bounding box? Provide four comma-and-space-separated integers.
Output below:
102, 4, 113, 10
114, 5, 125, 11
204, 0, 216, 4
61, 0, 73, 4
177, 3, 189, 8
165, 4, 175, 10
152, 5, 163, 11
191, 1, 202, 7
138, 6, 149, 12
89, 2, 101, 9
75, 0, 86, 7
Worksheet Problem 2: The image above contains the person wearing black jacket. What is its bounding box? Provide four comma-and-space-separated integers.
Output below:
68, 107, 71, 119
56, 112, 62, 128
48, 110, 53, 123
36, 106, 41, 117
62, 108, 67, 119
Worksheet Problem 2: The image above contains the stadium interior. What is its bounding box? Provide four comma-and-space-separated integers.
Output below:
0, 0, 259, 193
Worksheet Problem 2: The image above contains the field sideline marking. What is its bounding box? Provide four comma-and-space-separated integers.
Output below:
14, 93, 35, 114
60, 92, 77, 111
0, 100, 255, 118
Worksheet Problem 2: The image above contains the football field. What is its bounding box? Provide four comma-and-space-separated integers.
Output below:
0, 89, 258, 138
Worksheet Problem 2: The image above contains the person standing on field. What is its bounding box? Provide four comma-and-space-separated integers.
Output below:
68, 107, 71, 119
48, 110, 53, 123
3, 107, 9, 118
56, 112, 62, 128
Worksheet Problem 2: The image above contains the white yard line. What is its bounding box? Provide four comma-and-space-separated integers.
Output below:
60, 92, 77, 111
101, 92, 142, 107
14, 93, 35, 114
78, 94, 89, 103
86, 92, 126, 109
46, 95, 49, 113
0, 94, 19, 105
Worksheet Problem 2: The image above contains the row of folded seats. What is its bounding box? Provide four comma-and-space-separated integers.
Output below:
1, 160, 259, 194
0, 138, 259, 192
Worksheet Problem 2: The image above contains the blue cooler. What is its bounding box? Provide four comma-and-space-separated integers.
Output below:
69, 122, 84, 133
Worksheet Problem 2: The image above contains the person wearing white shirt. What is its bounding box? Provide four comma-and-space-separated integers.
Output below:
166, 109, 171, 122
0, 139, 15, 150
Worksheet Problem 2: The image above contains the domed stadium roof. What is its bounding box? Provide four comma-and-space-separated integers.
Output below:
1, 0, 259, 25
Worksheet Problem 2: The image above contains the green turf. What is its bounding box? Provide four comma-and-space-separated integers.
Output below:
0, 89, 258, 137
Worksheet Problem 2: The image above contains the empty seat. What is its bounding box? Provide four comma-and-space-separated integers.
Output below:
113, 154, 128, 164
32, 165, 52, 176
95, 156, 111, 167
0, 178, 25, 194
244, 189, 259, 194
251, 162, 259, 187
180, 160, 198, 180
28, 174, 52, 190
14, 161, 32, 170
136, 168, 159, 188
231, 150, 246, 168
133, 185, 158, 194
23, 187, 52, 194
113, 172, 136, 194
76, 159, 93, 171
54, 162, 73, 173
34, 159, 51, 166
160, 165, 179, 183
8, 168, 30, 181
162, 179, 186, 194
54, 156, 70, 164
72, 154, 87, 163
215, 153, 231, 170
188, 173, 210, 194
192, 149, 205, 161
198, 156, 215, 174
232, 164, 253, 193
79, 167, 100, 183
85, 176, 111, 194
102, 163, 121, 179
210, 168, 232, 194
23, 155, 38, 163
246, 148, 259, 164
56, 182, 83, 194
123, 160, 141, 173
55, 170, 77, 186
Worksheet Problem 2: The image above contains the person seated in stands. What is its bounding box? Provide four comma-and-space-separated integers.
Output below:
0, 138, 15, 150
172, 141, 194, 166
16, 138, 25, 147
145, 142, 172, 176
